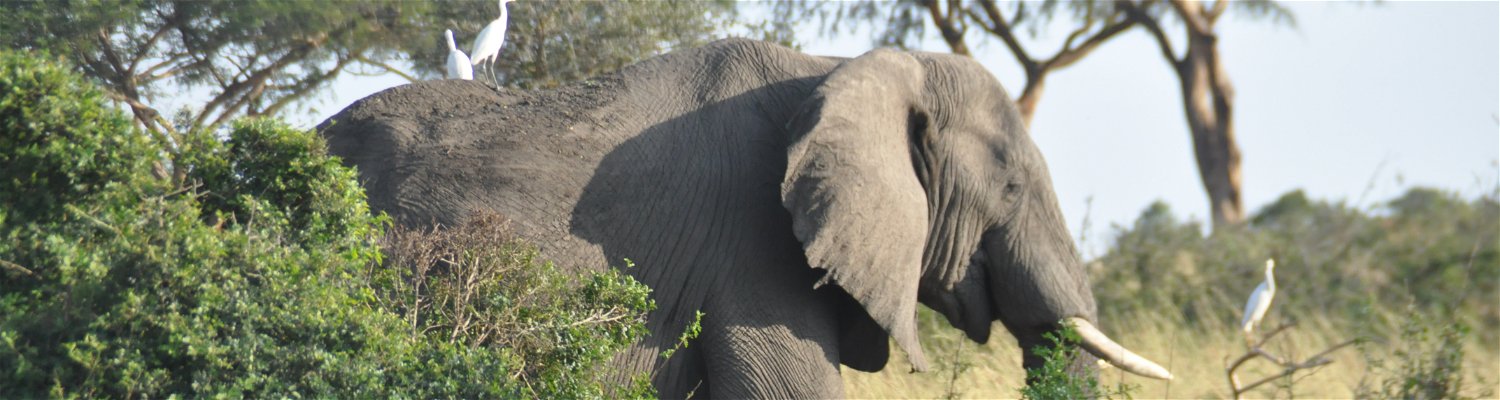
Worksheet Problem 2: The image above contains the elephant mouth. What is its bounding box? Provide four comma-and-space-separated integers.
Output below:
953, 248, 996, 342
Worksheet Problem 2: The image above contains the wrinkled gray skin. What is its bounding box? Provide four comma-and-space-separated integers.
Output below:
322, 39, 1108, 398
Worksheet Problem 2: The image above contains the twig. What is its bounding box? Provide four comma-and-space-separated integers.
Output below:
65, 204, 122, 236
1226, 321, 1358, 399
0, 259, 33, 276
1235, 339, 1358, 397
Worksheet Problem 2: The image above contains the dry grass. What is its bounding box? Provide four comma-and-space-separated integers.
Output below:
842, 310, 1499, 399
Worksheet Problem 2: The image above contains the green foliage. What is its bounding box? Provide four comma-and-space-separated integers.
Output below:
1, 49, 395, 397
1091, 188, 1499, 340
1019, 323, 1136, 400
418, 0, 742, 89
186, 118, 379, 249
0, 51, 656, 398
375, 214, 656, 398
0, 50, 162, 228
0, 0, 749, 133
1, 0, 441, 134
660, 310, 705, 361
1359, 313, 1493, 400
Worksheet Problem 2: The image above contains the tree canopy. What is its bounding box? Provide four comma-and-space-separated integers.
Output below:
1, 0, 741, 138
409, 0, 738, 89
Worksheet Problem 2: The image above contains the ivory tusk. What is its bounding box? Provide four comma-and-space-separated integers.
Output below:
1064, 317, 1174, 380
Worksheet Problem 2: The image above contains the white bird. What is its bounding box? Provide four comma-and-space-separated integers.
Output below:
1240, 259, 1277, 341
470, 0, 516, 86
444, 29, 473, 80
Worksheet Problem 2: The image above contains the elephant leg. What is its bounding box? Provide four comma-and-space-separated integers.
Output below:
699, 278, 844, 398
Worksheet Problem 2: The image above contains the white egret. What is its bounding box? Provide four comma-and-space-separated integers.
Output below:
1240, 259, 1277, 342
444, 29, 473, 80
470, 0, 516, 86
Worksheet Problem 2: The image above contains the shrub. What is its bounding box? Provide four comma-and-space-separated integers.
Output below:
1090, 188, 1498, 343
1019, 322, 1136, 400
1358, 312, 1492, 400
0, 50, 656, 398
373, 213, 656, 398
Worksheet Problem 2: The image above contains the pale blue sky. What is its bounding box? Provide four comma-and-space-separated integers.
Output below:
291, 1, 1499, 256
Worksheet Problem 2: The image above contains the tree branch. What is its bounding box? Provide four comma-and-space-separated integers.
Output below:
1225, 322, 1359, 400
353, 55, 420, 83
259, 55, 356, 117
127, 23, 173, 74
1234, 340, 1357, 397
923, 0, 970, 56
1207, 0, 1229, 21
1121, 1, 1182, 67
973, 0, 1035, 70
0, 259, 33, 276
1045, 17, 1135, 71
1169, 0, 1213, 35
190, 32, 333, 132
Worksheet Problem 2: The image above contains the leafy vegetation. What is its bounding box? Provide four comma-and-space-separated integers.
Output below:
0, 50, 656, 398
1358, 313, 1493, 400
1091, 188, 1498, 343
418, 0, 743, 89
374, 213, 657, 398
0, 0, 749, 136
1020, 323, 1136, 400
846, 187, 1497, 398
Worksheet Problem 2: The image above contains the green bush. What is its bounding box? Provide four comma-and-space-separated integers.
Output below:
1091, 188, 1499, 342
374, 213, 656, 398
0, 50, 656, 398
1358, 312, 1492, 400
1019, 323, 1136, 400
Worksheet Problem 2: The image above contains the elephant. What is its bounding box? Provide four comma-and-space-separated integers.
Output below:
319, 38, 1171, 398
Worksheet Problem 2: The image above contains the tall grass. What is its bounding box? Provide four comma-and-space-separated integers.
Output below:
845, 187, 1499, 398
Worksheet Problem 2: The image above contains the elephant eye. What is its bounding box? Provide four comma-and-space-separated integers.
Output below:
1001, 177, 1025, 203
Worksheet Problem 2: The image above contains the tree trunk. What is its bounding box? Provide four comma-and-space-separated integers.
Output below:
1177, 33, 1244, 227
1015, 72, 1046, 128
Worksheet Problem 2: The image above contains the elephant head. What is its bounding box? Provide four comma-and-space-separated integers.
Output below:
782, 49, 1172, 380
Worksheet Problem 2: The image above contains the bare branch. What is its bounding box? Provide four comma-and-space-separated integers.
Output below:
1207, 0, 1230, 21
1121, 1, 1182, 66
1045, 17, 1135, 71
0, 259, 33, 276
191, 32, 334, 132
353, 55, 420, 83
1225, 322, 1359, 400
138, 54, 193, 85
127, 24, 173, 74
973, 0, 1035, 71
1169, 0, 1213, 34
259, 55, 357, 117
924, 0, 971, 56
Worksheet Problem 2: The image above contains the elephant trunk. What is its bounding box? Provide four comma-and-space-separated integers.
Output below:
982, 186, 1173, 381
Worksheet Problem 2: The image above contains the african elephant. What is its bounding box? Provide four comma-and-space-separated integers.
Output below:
319, 38, 1171, 398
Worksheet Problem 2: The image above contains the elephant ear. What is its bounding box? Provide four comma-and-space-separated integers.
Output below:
782, 49, 931, 372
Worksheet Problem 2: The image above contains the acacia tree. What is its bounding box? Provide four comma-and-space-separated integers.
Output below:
1, 1, 428, 141
406, 0, 737, 89
4, 0, 739, 183
771, 0, 1293, 228
1118, 0, 1294, 227
771, 0, 1135, 126
1, 1, 738, 134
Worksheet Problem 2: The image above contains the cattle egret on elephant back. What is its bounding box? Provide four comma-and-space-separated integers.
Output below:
470, 0, 516, 86
444, 29, 473, 80
1240, 259, 1277, 343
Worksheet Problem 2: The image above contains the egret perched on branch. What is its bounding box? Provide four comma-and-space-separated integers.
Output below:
444, 29, 473, 80
470, 0, 516, 86
1240, 259, 1277, 342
